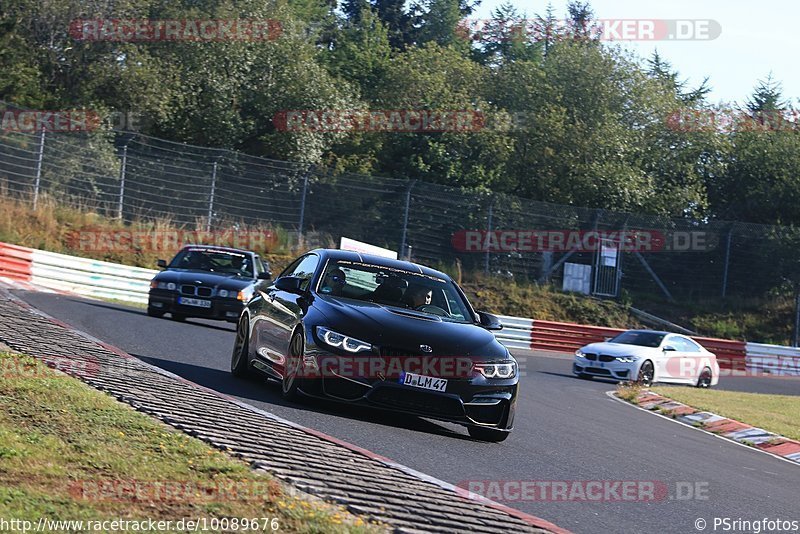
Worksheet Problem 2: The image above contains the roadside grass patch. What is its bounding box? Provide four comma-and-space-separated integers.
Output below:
615, 382, 643, 403
651, 386, 800, 441
0, 352, 381, 532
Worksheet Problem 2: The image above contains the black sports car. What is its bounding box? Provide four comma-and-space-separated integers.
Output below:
148, 245, 272, 322
230, 248, 519, 442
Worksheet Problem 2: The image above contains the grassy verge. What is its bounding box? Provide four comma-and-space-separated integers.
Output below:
650, 386, 800, 441
0, 352, 381, 532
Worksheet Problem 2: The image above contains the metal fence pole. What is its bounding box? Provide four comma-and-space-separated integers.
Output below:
117, 144, 128, 220
721, 230, 732, 298
484, 199, 493, 275
399, 180, 415, 259
32, 128, 46, 209
297, 169, 310, 246
206, 159, 218, 232
794, 289, 800, 347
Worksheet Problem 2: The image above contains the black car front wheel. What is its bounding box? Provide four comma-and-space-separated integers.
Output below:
468, 426, 510, 443
231, 317, 251, 378
281, 331, 304, 401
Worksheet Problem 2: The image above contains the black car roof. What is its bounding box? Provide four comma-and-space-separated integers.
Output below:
311, 248, 451, 280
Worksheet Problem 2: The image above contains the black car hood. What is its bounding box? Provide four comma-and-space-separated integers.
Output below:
314, 295, 508, 360
153, 269, 254, 289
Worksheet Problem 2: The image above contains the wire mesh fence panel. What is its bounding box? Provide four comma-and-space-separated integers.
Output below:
0, 124, 799, 303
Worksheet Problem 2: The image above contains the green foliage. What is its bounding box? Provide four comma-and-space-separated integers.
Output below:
1, 0, 799, 225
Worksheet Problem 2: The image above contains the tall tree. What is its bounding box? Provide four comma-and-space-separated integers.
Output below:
475, 2, 542, 66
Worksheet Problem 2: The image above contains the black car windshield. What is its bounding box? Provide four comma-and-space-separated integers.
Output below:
169, 247, 253, 277
607, 331, 666, 348
317, 259, 473, 323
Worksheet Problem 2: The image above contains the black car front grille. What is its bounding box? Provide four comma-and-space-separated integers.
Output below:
599, 355, 615, 362
180, 284, 213, 297
368, 387, 464, 417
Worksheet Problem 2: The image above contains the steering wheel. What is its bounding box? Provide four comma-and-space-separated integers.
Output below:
416, 304, 450, 317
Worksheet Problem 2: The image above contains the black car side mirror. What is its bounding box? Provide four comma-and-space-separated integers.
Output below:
275, 276, 303, 293
663, 345, 677, 352
257, 271, 272, 280
477, 311, 503, 331
157, 259, 167, 269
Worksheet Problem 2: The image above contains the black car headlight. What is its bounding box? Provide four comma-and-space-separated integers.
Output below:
150, 281, 176, 290
316, 327, 372, 353
474, 360, 517, 379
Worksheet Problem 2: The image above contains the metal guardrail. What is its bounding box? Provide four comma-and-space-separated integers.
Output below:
0, 242, 156, 304
746, 342, 800, 375
2, 241, 797, 376
496, 314, 756, 373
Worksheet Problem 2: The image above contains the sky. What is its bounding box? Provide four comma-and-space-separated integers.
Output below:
471, 0, 798, 106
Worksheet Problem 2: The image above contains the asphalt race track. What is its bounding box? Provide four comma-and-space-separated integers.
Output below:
14, 290, 800, 534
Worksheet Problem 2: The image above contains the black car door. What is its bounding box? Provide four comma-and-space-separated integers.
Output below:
259, 253, 320, 374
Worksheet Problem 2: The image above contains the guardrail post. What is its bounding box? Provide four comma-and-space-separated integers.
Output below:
206, 159, 218, 232
117, 144, 128, 220
32, 128, 46, 209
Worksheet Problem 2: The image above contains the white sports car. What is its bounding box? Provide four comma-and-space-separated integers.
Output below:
573, 330, 719, 387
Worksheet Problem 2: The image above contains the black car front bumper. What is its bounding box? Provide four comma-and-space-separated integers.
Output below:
148, 289, 243, 322
293, 351, 518, 430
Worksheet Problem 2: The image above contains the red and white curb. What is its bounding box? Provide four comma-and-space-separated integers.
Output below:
608, 390, 800, 465
1, 288, 569, 534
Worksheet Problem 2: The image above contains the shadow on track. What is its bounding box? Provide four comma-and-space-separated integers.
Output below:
133, 354, 476, 441
68, 299, 236, 333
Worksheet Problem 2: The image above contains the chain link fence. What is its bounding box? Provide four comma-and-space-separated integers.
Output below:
1, 123, 798, 303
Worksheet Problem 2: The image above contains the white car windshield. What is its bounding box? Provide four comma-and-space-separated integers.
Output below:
608, 331, 666, 348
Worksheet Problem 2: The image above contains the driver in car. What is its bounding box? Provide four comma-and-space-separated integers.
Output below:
406, 286, 432, 308
320, 268, 346, 296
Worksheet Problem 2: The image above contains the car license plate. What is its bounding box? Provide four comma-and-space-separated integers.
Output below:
178, 297, 211, 308
400, 372, 447, 392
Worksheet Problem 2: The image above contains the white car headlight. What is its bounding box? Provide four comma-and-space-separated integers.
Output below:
575, 350, 585, 358
474, 360, 517, 379
615, 356, 638, 363
316, 327, 372, 353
